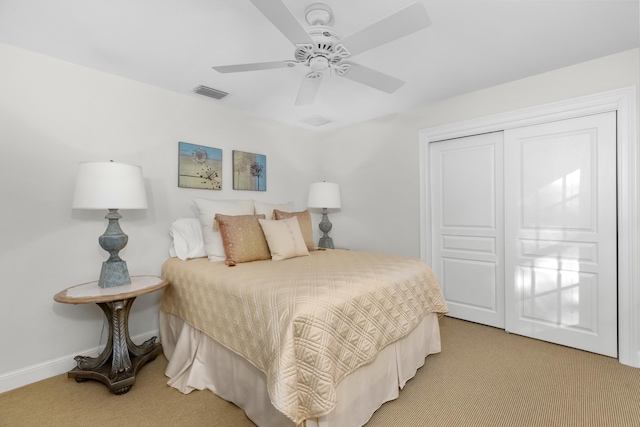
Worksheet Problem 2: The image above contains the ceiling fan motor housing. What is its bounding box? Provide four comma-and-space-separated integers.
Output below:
294, 25, 350, 73
295, 27, 339, 59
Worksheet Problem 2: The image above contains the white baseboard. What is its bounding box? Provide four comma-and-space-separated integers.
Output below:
0, 330, 160, 394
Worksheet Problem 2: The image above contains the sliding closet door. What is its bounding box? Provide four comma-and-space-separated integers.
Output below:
430, 132, 504, 328
504, 112, 617, 357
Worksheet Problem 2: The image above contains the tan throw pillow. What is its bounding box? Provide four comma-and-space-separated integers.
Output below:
258, 217, 310, 261
253, 200, 294, 219
214, 214, 271, 266
193, 199, 255, 262
273, 209, 314, 251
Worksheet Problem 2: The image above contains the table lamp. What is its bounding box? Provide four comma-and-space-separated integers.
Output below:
72, 161, 148, 288
307, 181, 341, 249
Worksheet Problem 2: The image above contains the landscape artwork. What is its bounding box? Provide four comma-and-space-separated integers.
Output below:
178, 142, 222, 190
233, 150, 266, 191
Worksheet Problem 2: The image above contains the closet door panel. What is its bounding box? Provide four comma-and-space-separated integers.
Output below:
504, 112, 617, 357
430, 132, 504, 328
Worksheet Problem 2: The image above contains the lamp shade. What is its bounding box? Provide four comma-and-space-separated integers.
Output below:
307, 182, 341, 209
72, 161, 148, 210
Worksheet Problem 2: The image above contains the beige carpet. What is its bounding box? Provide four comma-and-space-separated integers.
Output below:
3, 317, 640, 426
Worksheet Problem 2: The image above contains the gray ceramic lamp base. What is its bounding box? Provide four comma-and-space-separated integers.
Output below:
98, 209, 132, 288
99, 260, 131, 288
317, 209, 335, 249
318, 236, 334, 249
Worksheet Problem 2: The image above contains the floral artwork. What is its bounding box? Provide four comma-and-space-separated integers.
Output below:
233, 150, 266, 191
178, 142, 222, 190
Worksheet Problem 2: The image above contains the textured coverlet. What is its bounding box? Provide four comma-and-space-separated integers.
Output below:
160, 250, 447, 425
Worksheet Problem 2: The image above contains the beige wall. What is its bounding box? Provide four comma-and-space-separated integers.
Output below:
0, 42, 321, 390
320, 48, 639, 257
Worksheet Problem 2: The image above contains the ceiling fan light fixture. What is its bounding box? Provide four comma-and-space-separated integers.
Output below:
309, 56, 329, 73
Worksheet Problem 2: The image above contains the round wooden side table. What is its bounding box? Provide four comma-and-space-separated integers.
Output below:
54, 275, 168, 395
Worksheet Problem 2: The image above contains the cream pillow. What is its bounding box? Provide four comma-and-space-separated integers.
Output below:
253, 200, 294, 219
215, 214, 271, 266
273, 209, 315, 252
258, 217, 309, 261
193, 199, 255, 262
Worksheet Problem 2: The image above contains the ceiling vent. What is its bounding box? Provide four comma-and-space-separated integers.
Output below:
193, 85, 229, 100
300, 115, 333, 127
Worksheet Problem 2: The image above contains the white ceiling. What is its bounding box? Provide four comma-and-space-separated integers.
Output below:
1, 0, 638, 131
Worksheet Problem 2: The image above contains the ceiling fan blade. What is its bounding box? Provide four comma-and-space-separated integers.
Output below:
340, 63, 404, 94
340, 3, 431, 57
249, 0, 314, 46
213, 61, 295, 73
295, 73, 323, 105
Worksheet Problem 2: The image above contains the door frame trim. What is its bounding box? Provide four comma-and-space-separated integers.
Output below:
419, 86, 638, 367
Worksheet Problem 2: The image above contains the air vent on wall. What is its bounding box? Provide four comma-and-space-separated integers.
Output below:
300, 115, 333, 127
193, 85, 229, 100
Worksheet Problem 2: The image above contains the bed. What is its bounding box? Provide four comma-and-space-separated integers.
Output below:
159, 199, 448, 427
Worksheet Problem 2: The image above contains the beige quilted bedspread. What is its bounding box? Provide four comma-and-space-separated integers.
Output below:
160, 250, 447, 425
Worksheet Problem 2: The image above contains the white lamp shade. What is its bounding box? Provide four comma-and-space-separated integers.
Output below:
307, 182, 341, 209
72, 161, 148, 210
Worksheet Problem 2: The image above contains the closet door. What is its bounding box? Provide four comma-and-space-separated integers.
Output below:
430, 132, 504, 328
504, 112, 617, 357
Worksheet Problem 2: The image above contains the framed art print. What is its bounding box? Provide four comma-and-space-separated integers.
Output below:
178, 141, 222, 190
233, 150, 266, 191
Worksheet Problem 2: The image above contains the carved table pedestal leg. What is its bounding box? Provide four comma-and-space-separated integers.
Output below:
67, 297, 162, 394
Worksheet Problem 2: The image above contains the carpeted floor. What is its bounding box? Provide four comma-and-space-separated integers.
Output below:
2, 317, 640, 426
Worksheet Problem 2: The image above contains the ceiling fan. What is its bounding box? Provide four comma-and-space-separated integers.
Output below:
212, 1, 431, 105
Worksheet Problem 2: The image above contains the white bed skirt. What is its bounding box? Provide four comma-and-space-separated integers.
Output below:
160, 312, 441, 427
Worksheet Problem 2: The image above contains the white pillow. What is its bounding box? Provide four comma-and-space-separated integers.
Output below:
258, 217, 309, 261
193, 199, 255, 262
168, 218, 207, 260
253, 200, 294, 220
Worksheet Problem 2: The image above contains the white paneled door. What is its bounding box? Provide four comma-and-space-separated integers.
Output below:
430, 132, 505, 328
504, 112, 617, 357
429, 112, 617, 357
